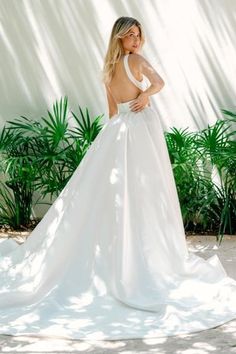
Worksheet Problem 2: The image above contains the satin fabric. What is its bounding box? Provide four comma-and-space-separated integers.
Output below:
0, 102, 236, 340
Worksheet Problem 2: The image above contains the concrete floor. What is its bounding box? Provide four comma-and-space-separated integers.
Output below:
0, 235, 236, 354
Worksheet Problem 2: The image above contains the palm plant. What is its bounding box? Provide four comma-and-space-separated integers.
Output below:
0, 182, 25, 228
34, 99, 104, 196
0, 125, 38, 227
70, 106, 104, 147
0, 96, 104, 228
165, 116, 236, 244
164, 127, 209, 230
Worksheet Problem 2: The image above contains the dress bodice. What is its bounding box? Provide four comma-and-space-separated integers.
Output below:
117, 54, 150, 114
123, 54, 149, 91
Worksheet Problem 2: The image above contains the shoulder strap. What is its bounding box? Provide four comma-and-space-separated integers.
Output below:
123, 54, 143, 90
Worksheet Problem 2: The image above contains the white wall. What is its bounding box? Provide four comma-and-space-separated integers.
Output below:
0, 0, 236, 133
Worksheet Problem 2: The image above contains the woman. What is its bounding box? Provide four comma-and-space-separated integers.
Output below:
103, 16, 164, 117
0, 16, 236, 341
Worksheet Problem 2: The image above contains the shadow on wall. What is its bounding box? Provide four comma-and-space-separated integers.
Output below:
0, 0, 107, 127
0, 0, 236, 130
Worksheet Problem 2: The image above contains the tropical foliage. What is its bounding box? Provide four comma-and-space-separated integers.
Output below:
0, 97, 235, 244
0, 96, 104, 228
165, 110, 236, 244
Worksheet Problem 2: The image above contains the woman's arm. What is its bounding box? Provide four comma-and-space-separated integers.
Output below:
129, 54, 165, 112
105, 84, 118, 119
139, 54, 165, 94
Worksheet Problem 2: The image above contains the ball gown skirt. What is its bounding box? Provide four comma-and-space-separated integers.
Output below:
0, 101, 236, 341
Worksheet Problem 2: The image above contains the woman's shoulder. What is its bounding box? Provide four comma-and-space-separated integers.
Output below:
129, 53, 146, 63
128, 53, 148, 69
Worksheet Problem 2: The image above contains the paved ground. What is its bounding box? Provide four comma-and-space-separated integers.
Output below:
0, 235, 236, 354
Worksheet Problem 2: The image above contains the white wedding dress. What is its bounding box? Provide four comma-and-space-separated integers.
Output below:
0, 54, 236, 341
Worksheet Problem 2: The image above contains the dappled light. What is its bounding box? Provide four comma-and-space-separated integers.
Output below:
0, 1, 236, 130
0, 315, 236, 352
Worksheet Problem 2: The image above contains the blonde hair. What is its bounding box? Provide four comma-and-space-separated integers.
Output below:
102, 16, 145, 84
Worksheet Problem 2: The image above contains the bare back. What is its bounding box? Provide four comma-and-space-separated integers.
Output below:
105, 53, 165, 117
108, 54, 144, 104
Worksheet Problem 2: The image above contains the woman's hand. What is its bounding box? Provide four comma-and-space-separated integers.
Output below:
129, 92, 149, 113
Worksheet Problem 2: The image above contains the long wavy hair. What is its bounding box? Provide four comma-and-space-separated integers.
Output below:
102, 16, 145, 85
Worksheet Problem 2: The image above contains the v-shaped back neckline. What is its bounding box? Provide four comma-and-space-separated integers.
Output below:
123, 54, 144, 90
